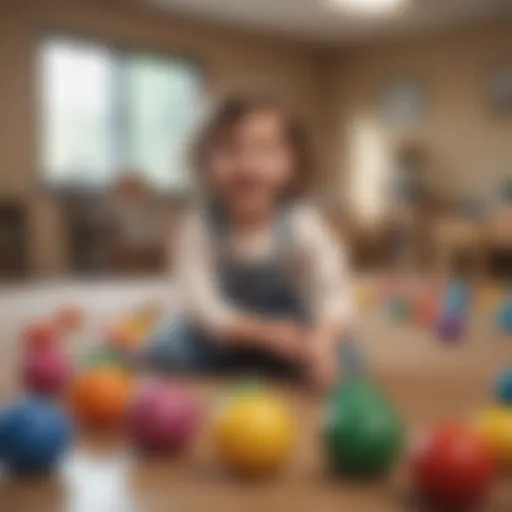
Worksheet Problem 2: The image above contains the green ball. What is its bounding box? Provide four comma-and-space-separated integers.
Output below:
387, 297, 410, 323
322, 378, 404, 477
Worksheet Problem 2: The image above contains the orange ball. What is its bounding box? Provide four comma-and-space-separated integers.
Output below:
68, 369, 133, 428
56, 305, 84, 332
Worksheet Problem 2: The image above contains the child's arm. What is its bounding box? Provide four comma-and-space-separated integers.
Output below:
294, 206, 355, 388
174, 212, 304, 362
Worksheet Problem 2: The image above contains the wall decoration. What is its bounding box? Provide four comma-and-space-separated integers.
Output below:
380, 79, 427, 128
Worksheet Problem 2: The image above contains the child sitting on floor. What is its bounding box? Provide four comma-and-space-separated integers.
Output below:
145, 90, 355, 388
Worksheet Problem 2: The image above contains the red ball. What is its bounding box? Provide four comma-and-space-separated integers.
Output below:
411, 423, 494, 510
127, 381, 199, 453
22, 347, 72, 396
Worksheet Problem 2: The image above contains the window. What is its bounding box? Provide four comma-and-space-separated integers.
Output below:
39, 37, 202, 191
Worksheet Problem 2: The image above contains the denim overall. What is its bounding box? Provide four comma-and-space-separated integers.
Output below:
145, 206, 360, 378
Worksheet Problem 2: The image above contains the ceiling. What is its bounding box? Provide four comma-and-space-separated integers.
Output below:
148, 0, 512, 44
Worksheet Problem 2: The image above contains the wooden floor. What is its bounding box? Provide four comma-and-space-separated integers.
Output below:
0, 278, 511, 512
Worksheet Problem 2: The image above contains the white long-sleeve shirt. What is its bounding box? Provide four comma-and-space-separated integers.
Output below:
174, 204, 355, 335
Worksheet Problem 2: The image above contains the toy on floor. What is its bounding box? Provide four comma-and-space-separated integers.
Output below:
22, 320, 58, 351
22, 345, 72, 397
68, 368, 133, 428
322, 378, 403, 477
107, 322, 146, 353
436, 314, 465, 341
55, 304, 84, 334
81, 345, 128, 371
411, 423, 494, 510
212, 387, 295, 477
436, 280, 471, 341
475, 407, 512, 469
0, 398, 72, 473
413, 294, 436, 329
496, 295, 512, 334
127, 381, 199, 454
495, 368, 512, 405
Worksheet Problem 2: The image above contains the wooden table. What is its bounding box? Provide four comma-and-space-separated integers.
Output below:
0, 280, 511, 511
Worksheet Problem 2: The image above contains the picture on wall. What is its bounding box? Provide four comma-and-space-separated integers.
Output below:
380, 79, 427, 128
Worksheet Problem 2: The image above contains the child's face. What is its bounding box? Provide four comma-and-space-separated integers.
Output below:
208, 109, 295, 219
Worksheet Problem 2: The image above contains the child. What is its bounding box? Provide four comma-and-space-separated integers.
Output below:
145, 91, 354, 388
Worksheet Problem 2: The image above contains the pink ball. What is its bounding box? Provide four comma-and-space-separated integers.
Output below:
22, 348, 72, 396
127, 381, 199, 453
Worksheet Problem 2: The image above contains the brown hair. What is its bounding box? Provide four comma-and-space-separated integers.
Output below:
192, 90, 313, 199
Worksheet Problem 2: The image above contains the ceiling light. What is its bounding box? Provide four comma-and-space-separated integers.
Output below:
328, 0, 407, 15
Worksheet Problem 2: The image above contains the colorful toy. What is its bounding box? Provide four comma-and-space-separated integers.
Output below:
55, 304, 84, 333
413, 292, 438, 329
107, 322, 145, 352
22, 346, 72, 396
442, 280, 471, 316
0, 398, 72, 473
411, 423, 494, 510
22, 320, 57, 351
127, 381, 199, 453
496, 368, 512, 405
68, 368, 133, 428
436, 314, 465, 341
496, 296, 512, 334
322, 378, 403, 476
475, 407, 512, 468
212, 389, 295, 476
81, 345, 127, 371
387, 296, 410, 323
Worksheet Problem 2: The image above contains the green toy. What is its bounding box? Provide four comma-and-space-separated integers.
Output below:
81, 345, 127, 370
322, 378, 404, 477
387, 296, 410, 323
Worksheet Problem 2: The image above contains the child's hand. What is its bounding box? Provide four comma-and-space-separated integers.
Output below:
263, 321, 306, 362
306, 333, 340, 390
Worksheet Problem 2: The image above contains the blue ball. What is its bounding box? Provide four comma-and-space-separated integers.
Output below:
496, 369, 512, 404
1, 398, 72, 473
497, 299, 512, 333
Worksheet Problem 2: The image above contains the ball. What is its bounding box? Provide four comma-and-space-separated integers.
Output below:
475, 407, 512, 468
0, 398, 72, 473
212, 390, 295, 477
496, 369, 512, 405
411, 423, 494, 510
68, 368, 133, 428
127, 381, 199, 453
22, 347, 72, 396
322, 378, 403, 477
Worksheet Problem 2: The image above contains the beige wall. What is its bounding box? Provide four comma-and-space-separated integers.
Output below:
1, 0, 511, 274
0, 0, 324, 275
329, 21, 512, 222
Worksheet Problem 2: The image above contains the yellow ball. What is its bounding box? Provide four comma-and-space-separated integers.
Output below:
212, 391, 295, 476
475, 407, 512, 467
